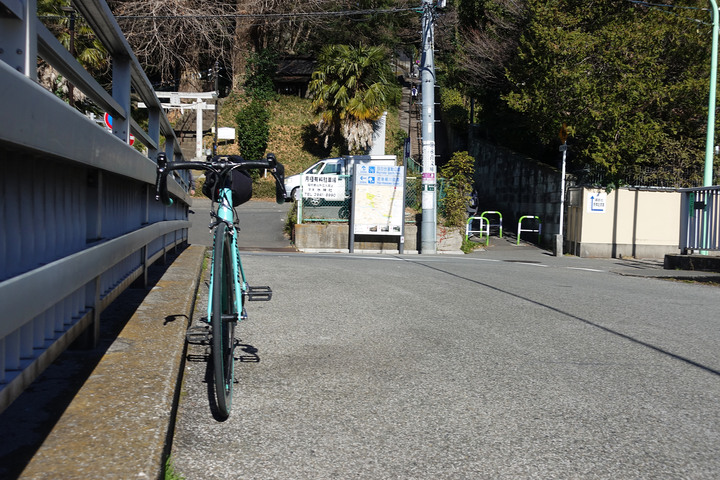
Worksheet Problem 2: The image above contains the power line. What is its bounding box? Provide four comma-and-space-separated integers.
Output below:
114, 7, 418, 21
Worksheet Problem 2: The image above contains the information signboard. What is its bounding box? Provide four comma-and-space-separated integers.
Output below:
302, 174, 345, 200
351, 165, 405, 235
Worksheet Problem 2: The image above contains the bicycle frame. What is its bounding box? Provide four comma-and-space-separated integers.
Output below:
154, 152, 284, 419
207, 187, 246, 324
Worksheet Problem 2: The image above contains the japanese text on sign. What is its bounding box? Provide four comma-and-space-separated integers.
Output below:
302, 174, 345, 200
587, 191, 607, 213
353, 165, 405, 236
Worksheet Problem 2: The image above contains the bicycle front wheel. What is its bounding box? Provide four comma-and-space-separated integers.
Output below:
211, 222, 237, 419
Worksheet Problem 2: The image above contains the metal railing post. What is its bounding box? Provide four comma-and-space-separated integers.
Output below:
480, 211, 503, 238
465, 216, 489, 245
517, 216, 542, 246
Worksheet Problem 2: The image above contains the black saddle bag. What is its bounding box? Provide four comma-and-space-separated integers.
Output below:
202, 169, 253, 206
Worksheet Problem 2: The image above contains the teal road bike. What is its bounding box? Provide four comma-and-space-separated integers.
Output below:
155, 153, 285, 419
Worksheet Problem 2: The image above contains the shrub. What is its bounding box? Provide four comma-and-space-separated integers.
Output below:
440, 88, 469, 132
235, 100, 270, 162
439, 151, 475, 228
284, 201, 297, 238
245, 49, 278, 102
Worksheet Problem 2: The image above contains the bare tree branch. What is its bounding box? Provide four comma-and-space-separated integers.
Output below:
457, 0, 528, 89
109, 0, 233, 85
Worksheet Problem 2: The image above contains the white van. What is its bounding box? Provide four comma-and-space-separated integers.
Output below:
284, 155, 396, 202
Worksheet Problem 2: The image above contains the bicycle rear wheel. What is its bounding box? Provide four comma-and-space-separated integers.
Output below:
211, 222, 237, 419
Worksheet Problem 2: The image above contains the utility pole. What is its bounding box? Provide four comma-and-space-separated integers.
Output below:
706, 0, 719, 187
702, 0, 719, 253
556, 124, 568, 257
420, 0, 437, 254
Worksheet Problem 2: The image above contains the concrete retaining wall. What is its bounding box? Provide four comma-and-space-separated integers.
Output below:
467, 134, 561, 247
294, 224, 463, 253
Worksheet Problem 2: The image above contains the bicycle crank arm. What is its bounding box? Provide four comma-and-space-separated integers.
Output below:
245, 285, 272, 301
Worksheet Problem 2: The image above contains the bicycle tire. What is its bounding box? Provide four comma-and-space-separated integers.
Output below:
212, 222, 237, 419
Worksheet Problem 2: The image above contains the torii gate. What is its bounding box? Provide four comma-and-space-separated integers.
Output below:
139, 91, 216, 160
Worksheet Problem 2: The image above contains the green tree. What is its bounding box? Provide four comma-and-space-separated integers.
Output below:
309, 44, 399, 153
244, 49, 278, 101
38, 0, 108, 106
236, 100, 270, 162
39, 0, 107, 71
453, 0, 710, 187
302, 0, 419, 53
454, 0, 527, 90
440, 88, 469, 132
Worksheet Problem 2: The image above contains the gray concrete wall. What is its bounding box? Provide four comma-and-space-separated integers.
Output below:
466, 131, 684, 259
467, 132, 562, 247
294, 224, 463, 253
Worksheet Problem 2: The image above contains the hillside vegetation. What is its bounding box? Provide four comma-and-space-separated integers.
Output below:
211, 93, 403, 198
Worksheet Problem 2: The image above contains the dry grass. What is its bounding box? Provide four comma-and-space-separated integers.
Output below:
207, 92, 405, 197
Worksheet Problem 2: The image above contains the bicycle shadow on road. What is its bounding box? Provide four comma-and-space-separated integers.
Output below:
186, 332, 260, 422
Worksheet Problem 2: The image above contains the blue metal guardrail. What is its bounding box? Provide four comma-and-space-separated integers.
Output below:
679, 186, 720, 253
0, 0, 192, 411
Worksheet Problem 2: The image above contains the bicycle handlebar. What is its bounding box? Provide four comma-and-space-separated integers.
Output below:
154, 153, 286, 206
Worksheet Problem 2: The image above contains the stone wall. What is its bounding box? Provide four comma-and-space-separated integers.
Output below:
466, 130, 685, 258
467, 131, 562, 246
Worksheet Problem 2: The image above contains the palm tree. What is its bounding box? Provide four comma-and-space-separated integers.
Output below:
309, 44, 396, 153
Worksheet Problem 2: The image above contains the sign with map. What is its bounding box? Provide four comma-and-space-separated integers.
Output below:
352, 165, 405, 235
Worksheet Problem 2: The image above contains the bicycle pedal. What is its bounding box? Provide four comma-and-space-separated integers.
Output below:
186, 325, 211, 345
246, 285, 272, 301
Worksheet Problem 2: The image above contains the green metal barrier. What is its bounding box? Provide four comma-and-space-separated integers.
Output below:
479, 211, 503, 238
517, 216, 542, 245
466, 216, 490, 245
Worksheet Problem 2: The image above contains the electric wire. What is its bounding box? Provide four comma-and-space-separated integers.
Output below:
113, 7, 418, 21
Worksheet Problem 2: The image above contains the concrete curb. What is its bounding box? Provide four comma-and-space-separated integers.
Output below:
19, 245, 206, 480
664, 254, 720, 273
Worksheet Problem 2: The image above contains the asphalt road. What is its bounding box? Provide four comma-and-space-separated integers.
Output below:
170, 223, 720, 478
188, 198, 293, 249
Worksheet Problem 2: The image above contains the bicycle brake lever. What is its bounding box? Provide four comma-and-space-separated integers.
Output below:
271, 162, 286, 204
